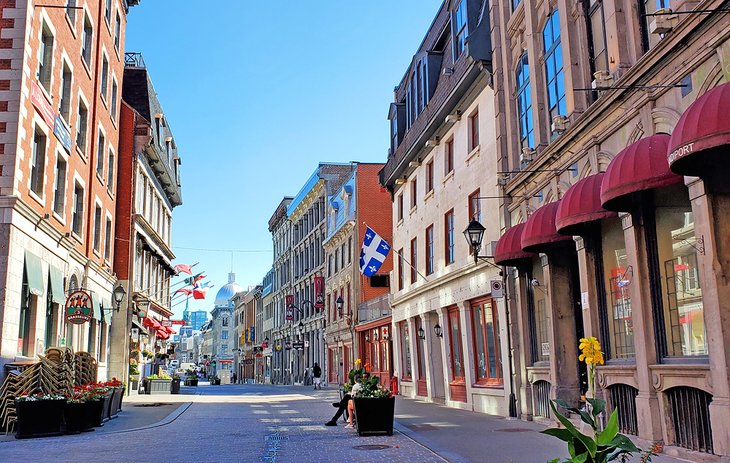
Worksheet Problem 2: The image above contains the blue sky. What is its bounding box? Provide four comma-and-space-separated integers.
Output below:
125, 1, 442, 318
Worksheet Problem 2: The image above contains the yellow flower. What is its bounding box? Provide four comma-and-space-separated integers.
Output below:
355, 358, 362, 366
578, 336, 604, 365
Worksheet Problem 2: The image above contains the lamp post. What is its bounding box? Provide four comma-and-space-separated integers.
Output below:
434, 323, 443, 338
113, 285, 126, 312
463, 219, 487, 263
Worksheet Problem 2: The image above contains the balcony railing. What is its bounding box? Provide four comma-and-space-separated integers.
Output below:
125, 52, 146, 68
357, 294, 391, 324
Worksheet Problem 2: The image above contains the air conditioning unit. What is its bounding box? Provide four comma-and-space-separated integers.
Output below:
591, 70, 614, 90
520, 147, 535, 165
650, 9, 678, 35
551, 115, 569, 133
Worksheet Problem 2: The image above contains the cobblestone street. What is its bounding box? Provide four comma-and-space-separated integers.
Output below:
0, 384, 693, 463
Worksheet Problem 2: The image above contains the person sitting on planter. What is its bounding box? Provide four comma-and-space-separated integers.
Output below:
324, 375, 362, 427
345, 377, 363, 429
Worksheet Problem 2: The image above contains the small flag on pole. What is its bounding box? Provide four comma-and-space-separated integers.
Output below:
175, 288, 193, 296
174, 264, 193, 275
359, 226, 391, 277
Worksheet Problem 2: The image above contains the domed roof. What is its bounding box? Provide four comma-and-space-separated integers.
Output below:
214, 273, 244, 307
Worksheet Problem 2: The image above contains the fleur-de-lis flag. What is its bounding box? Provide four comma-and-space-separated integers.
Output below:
359, 226, 391, 277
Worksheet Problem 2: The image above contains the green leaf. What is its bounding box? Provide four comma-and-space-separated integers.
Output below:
542, 428, 575, 443
597, 409, 619, 445
587, 398, 606, 417
610, 434, 640, 453
547, 459, 561, 463
549, 401, 597, 457
572, 452, 589, 463
554, 399, 596, 429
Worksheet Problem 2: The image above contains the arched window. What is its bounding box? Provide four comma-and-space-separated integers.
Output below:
543, 10, 566, 123
516, 53, 534, 149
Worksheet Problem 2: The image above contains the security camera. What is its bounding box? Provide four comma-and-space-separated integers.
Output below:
530, 278, 540, 287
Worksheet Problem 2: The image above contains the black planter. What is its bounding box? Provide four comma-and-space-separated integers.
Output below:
87, 399, 106, 427
100, 391, 113, 422
108, 387, 123, 418
64, 402, 94, 434
212, 379, 221, 385
171, 378, 181, 394
15, 399, 66, 439
354, 396, 395, 436
184, 378, 198, 386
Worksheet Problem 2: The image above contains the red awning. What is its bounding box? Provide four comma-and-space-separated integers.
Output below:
556, 173, 617, 235
668, 82, 730, 176
600, 134, 683, 211
494, 223, 535, 266
156, 330, 169, 340
521, 202, 572, 253
143, 316, 162, 330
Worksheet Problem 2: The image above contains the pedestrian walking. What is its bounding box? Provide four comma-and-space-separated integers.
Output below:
232, 372, 237, 384
312, 363, 322, 390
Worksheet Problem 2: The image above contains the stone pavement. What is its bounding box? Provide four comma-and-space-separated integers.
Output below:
0, 384, 698, 462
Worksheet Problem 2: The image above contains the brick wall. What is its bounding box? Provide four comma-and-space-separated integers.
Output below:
113, 101, 135, 280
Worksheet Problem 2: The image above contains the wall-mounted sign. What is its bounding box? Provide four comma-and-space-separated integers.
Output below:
541, 342, 551, 357
490, 280, 504, 298
292, 341, 304, 350
285, 295, 294, 321
53, 116, 72, 153
65, 290, 93, 324
284, 341, 292, 350
314, 276, 324, 309
31, 81, 56, 127
162, 320, 173, 327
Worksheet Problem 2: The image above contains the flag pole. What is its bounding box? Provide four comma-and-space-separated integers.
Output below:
360, 221, 426, 282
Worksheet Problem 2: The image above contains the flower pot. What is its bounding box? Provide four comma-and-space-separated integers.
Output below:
184, 378, 198, 386
64, 402, 94, 434
147, 379, 172, 395
171, 378, 181, 394
212, 379, 221, 385
87, 399, 106, 427
15, 399, 66, 439
100, 391, 113, 422
108, 387, 124, 418
353, 396, 395, 436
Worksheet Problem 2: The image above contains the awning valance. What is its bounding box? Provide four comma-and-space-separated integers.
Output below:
49, 265, 65, 305
156, 330, 169, 340
143, 316, 162, 331
601, 134, 682, 211
90, 293, 102, 321
494, 223, 535, 266
668, 82, 730, 176
521, 202, 572, 253
556, 173, 617, 235
24, 251, 44, 297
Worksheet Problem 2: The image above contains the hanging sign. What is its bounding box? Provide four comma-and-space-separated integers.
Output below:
65, 290, 93, 324
490, 280, 504, 298
285, 295, 295, 321
31, 81, 56, 127
314, 276, 324, 309
131, 328, 140, 341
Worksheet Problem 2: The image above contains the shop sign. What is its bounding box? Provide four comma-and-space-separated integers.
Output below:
285, 295, 294, 321
131, 328, 139, 341
275, 344, 282, 351
314, 276, 324, 309
304, 340, 309, 348
162, 320, 172, 327
31, 81, 56, 127
284, 341, 292, 350
65, 290, 93, 324
53, 116, 72, 153
541, 342, 551, 357
261, 341, 268, 349
292, 341, 304, 350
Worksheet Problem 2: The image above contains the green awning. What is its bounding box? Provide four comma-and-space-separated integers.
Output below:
90, 292, 102, 321
49, 265, 65, 305
101, 296, 112, 323
24, 251, 45, 297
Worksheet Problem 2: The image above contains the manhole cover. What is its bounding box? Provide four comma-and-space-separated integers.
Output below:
353, 445, 391, 451
494, 428, 533, 433
405, 424, 437, 431
133, 403, 172, 407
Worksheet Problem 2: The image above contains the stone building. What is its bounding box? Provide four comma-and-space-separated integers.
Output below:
0, 0, 136, 378
208, 273, 241, 382
268, 197, 292, 384
488, 0, 730, 458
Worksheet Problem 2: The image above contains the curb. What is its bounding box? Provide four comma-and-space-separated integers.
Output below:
103, 401, 193, 434
392, 420, 471, 463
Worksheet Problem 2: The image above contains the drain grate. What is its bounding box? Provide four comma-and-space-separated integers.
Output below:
353, 444, 391, 451
265, 435, 288, 441
494, 428, 533, 433
133, 403, 172, 407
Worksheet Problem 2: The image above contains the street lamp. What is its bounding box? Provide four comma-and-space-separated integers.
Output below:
298, 321, 304, 334
336, 296, 345, 317
434, 323, 443, 338
113, 285, 126, 312
463, 219, 486, 263
417, 327, 425, 340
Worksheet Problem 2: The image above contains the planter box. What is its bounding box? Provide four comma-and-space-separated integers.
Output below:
100, 391, 113, 422
184, 378, 198, 386
108, 387, 124, 418
212, 379, 221, 385
88, 399, 106, 427
64, 402, 94, 434
171, 378, 181, 394
15, 399, 66, 439
146, 379, 172, 395
354, 396, 395, 436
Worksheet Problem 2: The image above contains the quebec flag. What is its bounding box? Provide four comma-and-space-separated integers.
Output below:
359, 226, 391, 277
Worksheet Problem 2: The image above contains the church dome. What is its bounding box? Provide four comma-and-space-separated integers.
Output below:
214, 273, 244, 307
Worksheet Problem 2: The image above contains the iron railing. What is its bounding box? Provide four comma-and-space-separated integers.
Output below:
125, 52, 146, 68
533, 380, 551, 418
667, 386, 713, 453
608, 384, 639, 435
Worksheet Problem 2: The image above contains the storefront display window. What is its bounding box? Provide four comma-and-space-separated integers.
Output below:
472, 299, 503, 385
654, 186, 706, 357
531, 259, 550, 363
448, 307, 465, 380
416, 317, 426, 380
601, 217, 634, 359
401, 322, 412, 379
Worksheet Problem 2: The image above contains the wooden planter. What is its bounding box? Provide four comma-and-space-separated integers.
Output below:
15, 399, 66, 439
146, 379, 172, 395
354, 396, 395, 436
64, 402, 94, 434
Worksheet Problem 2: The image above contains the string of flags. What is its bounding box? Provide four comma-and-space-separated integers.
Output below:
172, 267, 212, 300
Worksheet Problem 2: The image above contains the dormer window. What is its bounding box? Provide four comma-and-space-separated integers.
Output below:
453, 0, 468, 58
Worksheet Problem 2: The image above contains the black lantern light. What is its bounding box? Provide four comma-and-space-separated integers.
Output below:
298, 321, 304, 334
112, 284, 126, 312
434, 323, 443, 338
463, 219, 486, 263
336, 296, 345, 317
417, 327, 425, 340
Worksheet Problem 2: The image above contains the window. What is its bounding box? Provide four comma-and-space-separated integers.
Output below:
401, 322, 412, 379
66, 0, 77, 23
107, 149, 114, 192
642, 0, 671, 50
59, 63, 72, 122
601, 217, 634, 359
96, 130, 105, 177
445, 209, 455, 265
38, 22, 54, 91
53, 157, 67, 215
543, 10, 566, 124
453, 0, 468, 58
104, 217, 112, 260
426, 225, 434, 275
390, 113, 398, 151
469, 110, 479, 150
512, 0, 522, 10
468, 189, 481, 222
448, 307, 465, 380
222, 317, 229, 327
105, 0, 112, 23
410, 178, 417, 209
114, 12, 121, 50
81, 14, 93, 67
77, 100, 88, 153
516, 53, 534, 149
472, 299, 502, 385
100, 54, 109, 100
410, 237, 417, 284
72, 182, 84, 235
530, 259, 550, 363
426, 160, 434, 193
445, 138, 454, 174
398, 249, 404, 291
397, 194, 403, 221
30, 127, 46, 196
348, 237, 352, 264
221, 330, 229, 340
93, 205, 101, 252
586, 0, 608, 76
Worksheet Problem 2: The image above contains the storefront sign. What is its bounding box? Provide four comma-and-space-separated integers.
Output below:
284, 341, 292, 350
53, 116, 72, 153
292, 341, 304, 350
668, 142, 694, 166
262, 341, 268, 349
314, 276, 324, 309
131, 328, 139, 341
31, 81, 56, 127
65, 290, 93, 324
285, 295, 294, 321
162, 320, 172, 327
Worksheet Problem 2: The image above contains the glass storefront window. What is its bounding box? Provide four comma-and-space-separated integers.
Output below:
655, 186, 706, 357
448, 308, 465, 379
531, 259, 550, 363
472, 299, 503, 385
601, 217, 634, 359
416, 317, 426, 380
401, 322, 412, 379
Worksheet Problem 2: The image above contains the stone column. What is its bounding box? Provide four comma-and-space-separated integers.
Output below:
107, 280, 130, 385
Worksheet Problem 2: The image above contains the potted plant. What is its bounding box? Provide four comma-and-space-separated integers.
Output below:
63, 392, 94, 434
14, 392, 67, 439
209, 374, 221, 385
353, 375, 395, 436
145, 373, 172, 394
103, 378, 124, 417
185, 370, 198, 386
129, 360, 140, 391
